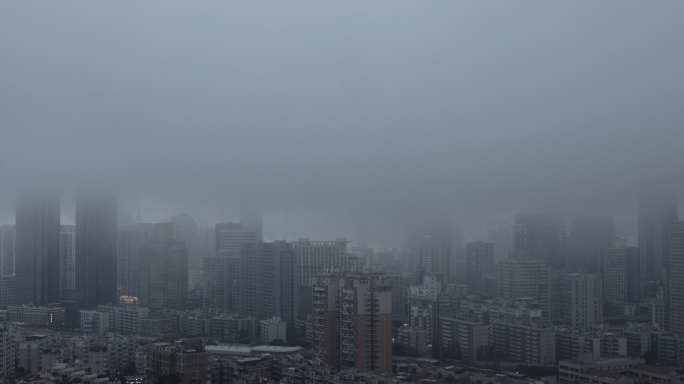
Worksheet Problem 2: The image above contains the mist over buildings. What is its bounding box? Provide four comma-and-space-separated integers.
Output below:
1, 2, 683, 245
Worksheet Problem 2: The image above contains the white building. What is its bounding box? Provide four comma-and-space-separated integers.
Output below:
260, 316, 287, 344
80, 310, 111, 335
409, 274, 441, 300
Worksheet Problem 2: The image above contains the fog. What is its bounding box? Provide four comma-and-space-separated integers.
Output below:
1, 2, 683, 246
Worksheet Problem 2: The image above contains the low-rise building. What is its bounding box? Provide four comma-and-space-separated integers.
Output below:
260, 316, 286, 344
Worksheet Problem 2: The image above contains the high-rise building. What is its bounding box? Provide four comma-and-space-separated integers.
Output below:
0, 225, 15, 276
311, 273, 392, 373
240, 241, 297, 324
419, 235, 450, 282
295, 238, 358, 287
202, 253, 241, 313
638, 187, 678, 300
487, 226, 512, 262
170, 214, 199, 288
668, 221, 684, 336
138, 224, 189, 309
466, 241, 494, 296
59, 225, 76, 300
215, 222, 259, 255
15, 192, 60, 305
240, 204, 263, 241
514, 214, 565, 269
566, 217, 616, 273
498, 254, 551, 320
75, 190, 118, 310
117, 223, 157, 300
603, 239, 639, 310
562, 273, 603, 328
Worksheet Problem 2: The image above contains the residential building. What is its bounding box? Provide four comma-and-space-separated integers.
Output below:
563, 273, 603, 328
7, 304, 65, 325
170, 214, 200, 288
202, 253, 241, 313
0, 275, 15, 308
565, 217, 616, 274
144, 337, 209, 384
311, 273, 392, 373
75, 189, 118, 309
0, 225, 15, 276
419, 235, 451, 283
260, 316, 287, 343
668, 221, 684, 336
439, 315, 488, 361
490, 317, 555, 364
80, 309, 111, 335
514, 214, 565, 269
466, 241, 494, 296
603, 240, 639, 314
15, 192, 60, 305
117, 223, 156, 300
138, 224, 189, 309
498, 255, 551, 320
638, 186, 678, 300
59, 225, 76, 300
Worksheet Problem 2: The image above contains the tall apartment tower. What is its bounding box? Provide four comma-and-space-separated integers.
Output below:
562, 273, 603, 328
487, 226, 513, 262
0, 225, 15, 276
419, 235, 450, 283
311, 274, 392, 373
240, 241, 297, 323
514, 214, 565, 269
117, 223, 157, 299
240, 204, 263, 241
202, 253, 241, 313
170, 214, 199, 288
215, 222, 259, 255
465, 241, 494, 296
59, 225, 76, 300
603, 239, 639, 310
667, 221, 684, 336
15, 192, 60, 305
638, 187, 678, 300
498, 254, 551, 320
295, 238, 358, 287
566, 217, 616, 273
138, 224, 189, 309
75, 190, 118, 309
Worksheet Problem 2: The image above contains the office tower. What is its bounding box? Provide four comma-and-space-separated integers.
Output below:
514, 214, 565, 269
311, 273, 392, 373
59, 225, 76, 300
0, 226, 15, 276
240, 204, 263, 240
668, 222, 684, 336
565, 217, 616, 273
498, 254, 551, 320
15, 192, 60, 305
240, 241, 296, 323
419, 235, 450, 282
138, 224, 189, 309
487, 226, 513, 262
295, 238, 357, 287
562, 273, 603, 328
203, 253, 241, 313
117, 223, 156, 299
466, 241, 494, 296
215, 222, 259, 255
638, 187, 678, 300
603, 240, 639, 310
170, 214, 199, 288
75, 190, 118, 309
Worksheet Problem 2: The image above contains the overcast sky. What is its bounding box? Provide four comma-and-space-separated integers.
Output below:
1, 2, 683, 246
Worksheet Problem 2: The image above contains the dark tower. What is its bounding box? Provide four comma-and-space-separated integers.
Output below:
75, 189, 118, 309
638, 185, 678, 300
565, 217, 616, 274
15, 192, 60, 305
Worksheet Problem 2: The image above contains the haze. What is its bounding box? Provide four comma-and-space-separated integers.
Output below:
1, 2, 683, 245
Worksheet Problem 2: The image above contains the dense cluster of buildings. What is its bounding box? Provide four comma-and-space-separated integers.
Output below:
0, 186, 684, 383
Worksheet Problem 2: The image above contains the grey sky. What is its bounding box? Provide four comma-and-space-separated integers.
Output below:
1, 2, 683, 246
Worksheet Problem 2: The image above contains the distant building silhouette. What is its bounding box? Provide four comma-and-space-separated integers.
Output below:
59, 225, 76, 300
75, 189, 118, 309
465, 241, 494, 296
15, 192, 60, 305
566, 217, 616, 273
117, 223, 156, 299
138, 223, 188, 309
0, 225, 15, 276
638, 186, 678, 300
668, 221, 684, 336
514, 214, 565, 269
